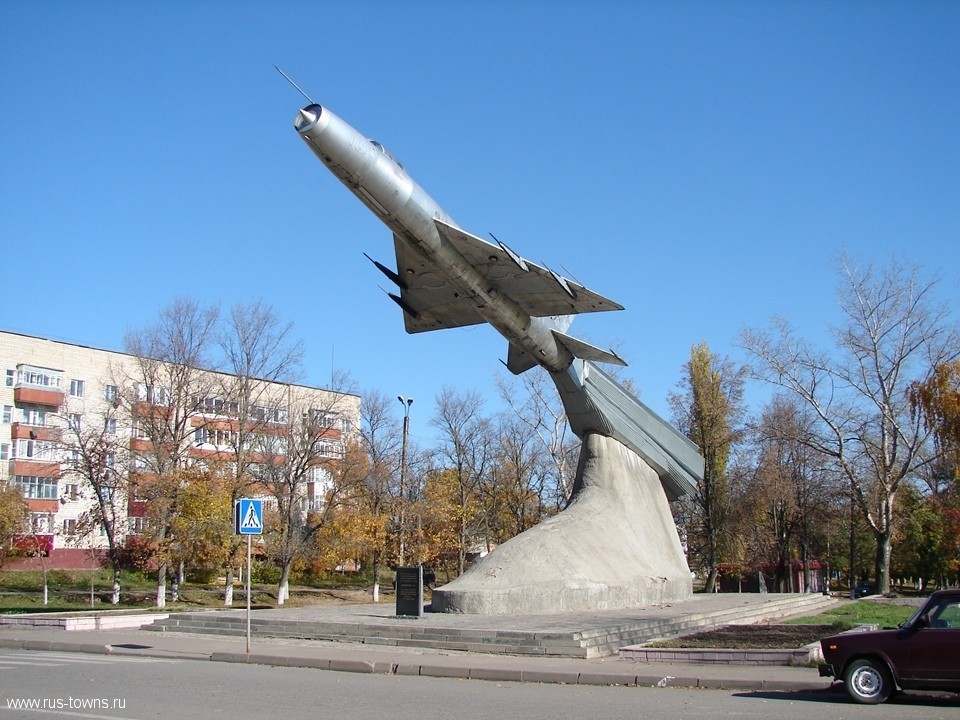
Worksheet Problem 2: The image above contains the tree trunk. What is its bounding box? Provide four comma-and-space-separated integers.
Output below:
40, 555, 48, 605
848, 497, 857, 600
224, 568, 234, 606
277, 562, 291, 605
876, 531, 892, 594
702, 565, 718, 593
156, 563, 167, 608
112, 566, 121, 606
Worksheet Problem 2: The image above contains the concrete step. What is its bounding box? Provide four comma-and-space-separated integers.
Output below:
141, 593, 837, 659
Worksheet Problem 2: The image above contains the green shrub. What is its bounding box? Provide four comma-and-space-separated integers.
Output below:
185, 568, 219, 584
250, 561, 280, 584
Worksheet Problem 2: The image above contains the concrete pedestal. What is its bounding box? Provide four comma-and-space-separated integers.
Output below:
431, 432, 692, 614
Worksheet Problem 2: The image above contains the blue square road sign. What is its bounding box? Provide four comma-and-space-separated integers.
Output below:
235, 498, 264, 535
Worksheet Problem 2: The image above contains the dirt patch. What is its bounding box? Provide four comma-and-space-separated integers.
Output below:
295, 589, 375, 604
649, 622, 846, 649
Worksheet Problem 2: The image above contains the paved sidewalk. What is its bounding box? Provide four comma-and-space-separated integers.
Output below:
0, 623, 833, 692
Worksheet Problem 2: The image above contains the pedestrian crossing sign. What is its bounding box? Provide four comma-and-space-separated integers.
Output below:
234, 498, 263, 535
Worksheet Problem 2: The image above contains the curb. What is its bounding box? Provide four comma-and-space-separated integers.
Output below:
619, 644, 821, 667
0, 635, 826, 691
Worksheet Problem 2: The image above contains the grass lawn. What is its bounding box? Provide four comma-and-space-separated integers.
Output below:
0, 568, 383, 614
784, 599, 915, 630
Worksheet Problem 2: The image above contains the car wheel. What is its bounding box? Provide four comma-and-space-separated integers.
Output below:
844, 658, 893, 704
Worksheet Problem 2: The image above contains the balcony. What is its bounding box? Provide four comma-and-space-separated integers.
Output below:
10, 459, 60, 477
14, 385, 64, 407
13, 364, 65, 407
129, 437, 154, 452
11, 424, 61, 442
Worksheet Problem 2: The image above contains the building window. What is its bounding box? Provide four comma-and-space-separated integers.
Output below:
251, 404, 287, 424
127, 516, 151, 535
69, 413, 81, 431
136, 383, 170, 406
69, 379, 85, 398
62, 518, 77, 536
20, 407, 48, 426
17, 365, 62, 389
5, 369, 13, 387
14, 439, 59, 462
0, 443, 8, 460
104, 418, 117, 434
309, 410, 344, 430
62, 483, 79, 501
105, 384, 118, 403
195, 427, 235, 448
29, 513, 54, 534
132, 419, 151, 439
2, 405, 11, 424
312, 439, 344, 459
194, 395, 239, 416
15, 475, 59, 500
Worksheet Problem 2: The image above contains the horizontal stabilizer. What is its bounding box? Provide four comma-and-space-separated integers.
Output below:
552, 330, 626, 368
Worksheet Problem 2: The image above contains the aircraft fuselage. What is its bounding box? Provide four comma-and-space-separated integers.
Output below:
295, 104, 581, 374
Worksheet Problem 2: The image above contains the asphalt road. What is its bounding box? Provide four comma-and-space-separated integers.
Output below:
1, 649, 957, 720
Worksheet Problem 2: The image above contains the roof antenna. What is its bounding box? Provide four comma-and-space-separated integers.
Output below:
274, 65, 315, 105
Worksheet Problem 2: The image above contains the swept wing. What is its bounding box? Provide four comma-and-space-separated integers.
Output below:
388, 220, 623, 334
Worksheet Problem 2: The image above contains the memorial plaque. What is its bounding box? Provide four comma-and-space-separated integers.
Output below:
395, 566, 423, 618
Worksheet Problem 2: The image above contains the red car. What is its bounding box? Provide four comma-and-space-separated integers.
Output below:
819, 588, 960, 704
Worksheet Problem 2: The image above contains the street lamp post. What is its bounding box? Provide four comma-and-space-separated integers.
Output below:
397, 396, 413, 566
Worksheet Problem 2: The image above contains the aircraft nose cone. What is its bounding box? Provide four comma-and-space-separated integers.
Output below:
295, 106, 320, 131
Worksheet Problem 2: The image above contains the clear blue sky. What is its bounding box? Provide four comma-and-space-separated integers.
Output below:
3, 1, 958, 439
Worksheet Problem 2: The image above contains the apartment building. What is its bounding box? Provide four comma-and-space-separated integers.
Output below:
1, 330, 360, 569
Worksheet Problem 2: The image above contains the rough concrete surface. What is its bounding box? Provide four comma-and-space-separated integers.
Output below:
432, 433, 692, 614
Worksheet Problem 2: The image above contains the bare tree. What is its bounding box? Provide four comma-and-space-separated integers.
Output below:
431, 387, 493, 575
479, 413, 550, 544
741, 256, 959, 593
354, 390, 401, 601
215, 299, 304, 605
742, 395, 837, 592
251, 378, 357, 604
121, 297, 220, 607
495, 369, 578, 511
58, 401, 129, 604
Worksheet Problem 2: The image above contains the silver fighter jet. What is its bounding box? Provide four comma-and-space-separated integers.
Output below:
289, 88, 702, 499
293, 103, 625, 376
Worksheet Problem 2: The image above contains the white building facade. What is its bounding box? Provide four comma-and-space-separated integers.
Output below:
1, 330, 360, 569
